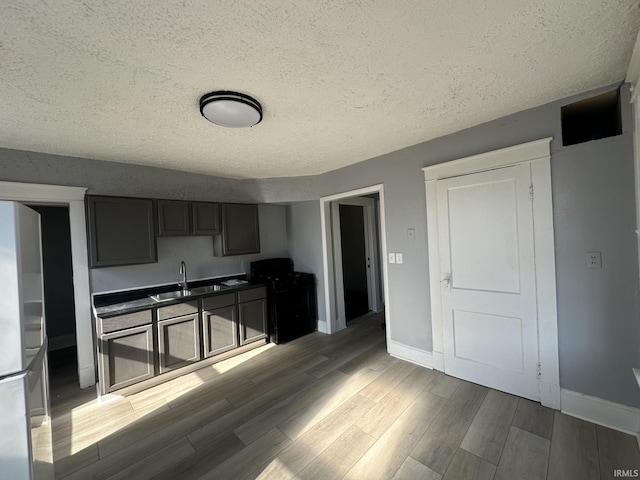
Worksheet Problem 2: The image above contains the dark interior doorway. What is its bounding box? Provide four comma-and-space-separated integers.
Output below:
339, 204, 370, 322
30, 205, 78, 382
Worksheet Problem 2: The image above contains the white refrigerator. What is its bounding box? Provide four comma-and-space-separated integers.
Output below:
0, 201, 54, 479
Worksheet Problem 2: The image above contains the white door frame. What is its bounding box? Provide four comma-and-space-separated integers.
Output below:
0, 181, 95, 389
422, 138, 561, 409
331, 197, 381, 329
320, 184, 389, 337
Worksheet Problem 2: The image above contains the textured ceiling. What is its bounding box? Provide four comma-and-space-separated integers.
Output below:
1, 1, 639, 179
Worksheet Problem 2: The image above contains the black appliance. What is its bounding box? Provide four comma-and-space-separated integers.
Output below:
250, 258, 317, 344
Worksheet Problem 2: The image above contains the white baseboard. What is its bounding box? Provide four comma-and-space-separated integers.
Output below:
388, 340, 434, 369
78, 364, 96, 389
316, 320, 329, 334
561, 389, 640, 435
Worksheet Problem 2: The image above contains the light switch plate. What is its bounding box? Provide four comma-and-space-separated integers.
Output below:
396, 253, 403, 264
388, 253, 396, 264
407, 228, 415, 240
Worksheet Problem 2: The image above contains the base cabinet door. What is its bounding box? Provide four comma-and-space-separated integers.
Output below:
239, 298, 267, 345
202, 305, 238, 357
157, 314, 201, 373
99, 324, 154, 394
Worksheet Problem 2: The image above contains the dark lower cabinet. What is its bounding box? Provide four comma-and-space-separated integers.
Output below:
239, 298, 267, 345
202, 305, 238, 357
96, 286, 269, 394
157, 314, 201, 374
87, 196, 156, 268
99, 324, 154, 393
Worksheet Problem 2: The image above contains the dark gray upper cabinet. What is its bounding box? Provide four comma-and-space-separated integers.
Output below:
192, 202, 220, 235
87, 196, 157, 268
214, 203, 260, 256
157, 200, 191, 236
158, 200, 220, 236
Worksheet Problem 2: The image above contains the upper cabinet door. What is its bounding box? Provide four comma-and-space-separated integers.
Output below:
192, 202, 220, 235
157, 200, 191, 236
214, 204, 260, 256
87, 196, 157, 268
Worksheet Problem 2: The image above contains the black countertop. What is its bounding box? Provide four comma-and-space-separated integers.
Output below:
93, 274, 265, 318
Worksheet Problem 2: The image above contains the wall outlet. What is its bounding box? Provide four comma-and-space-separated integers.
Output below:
388, 253, 396, 264
586, 251, 602, 269
407, 228, 415, 240
396, 253, 403, 264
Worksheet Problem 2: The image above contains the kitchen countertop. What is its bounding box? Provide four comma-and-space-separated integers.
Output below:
93, 275, 265, 318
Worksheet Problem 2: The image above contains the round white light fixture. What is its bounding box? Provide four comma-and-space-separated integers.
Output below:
199, 91, 262, 128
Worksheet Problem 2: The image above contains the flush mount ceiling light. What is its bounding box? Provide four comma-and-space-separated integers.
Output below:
199, 91, 262, 128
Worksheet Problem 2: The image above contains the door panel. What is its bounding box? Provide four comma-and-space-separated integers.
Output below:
157, 314, 201, 373
452, 309, 524, 372
239, 298, 267, 345
203, 305, 238, 357
447, 179, 521, 294
437, 164, 539, 400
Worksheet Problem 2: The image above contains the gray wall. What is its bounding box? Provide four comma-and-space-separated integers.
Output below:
90, 204, 288, 293
284, 83, 639, 408
286, 201, 326, 324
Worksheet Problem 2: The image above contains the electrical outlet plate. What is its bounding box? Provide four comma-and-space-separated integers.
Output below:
396, 253, 403, 264
388, 253, 396, 264
407, 228, 415, 240
586, 251, 601, 269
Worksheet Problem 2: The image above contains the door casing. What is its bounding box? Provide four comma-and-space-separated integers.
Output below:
423, 138, 561, 409
320, 184, 388, 337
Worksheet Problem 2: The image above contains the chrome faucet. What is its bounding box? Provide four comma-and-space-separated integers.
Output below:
179, 261, 188, 292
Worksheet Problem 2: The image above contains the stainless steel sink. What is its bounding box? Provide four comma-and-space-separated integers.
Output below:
190, 284, 228, 294
150, 290, 192, 302
149, 284, 229, 302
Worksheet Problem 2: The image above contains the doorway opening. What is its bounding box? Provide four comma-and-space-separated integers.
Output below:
339, 204, 370, 323
320, 185, 388, 336
29, 205, 78, 394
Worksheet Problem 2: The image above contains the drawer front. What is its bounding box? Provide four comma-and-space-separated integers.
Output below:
100, 309, 153, 334
157, 300, 199, 320
238, 287, 266, 304
202, 293, 236, 311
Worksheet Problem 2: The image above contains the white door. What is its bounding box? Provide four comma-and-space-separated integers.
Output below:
437, 164, 539, 400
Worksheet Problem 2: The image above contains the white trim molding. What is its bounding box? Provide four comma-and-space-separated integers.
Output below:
561, 389, 640, 436
320, 184, 390, 344
387, 339, 434, 369
422, 138, 560, 409
0, 181, 94, 388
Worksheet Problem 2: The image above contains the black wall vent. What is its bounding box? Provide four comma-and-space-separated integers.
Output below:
561, 89, 622, 147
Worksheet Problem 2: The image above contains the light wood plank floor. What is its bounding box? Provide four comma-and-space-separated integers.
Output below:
51, 315, 640, 480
